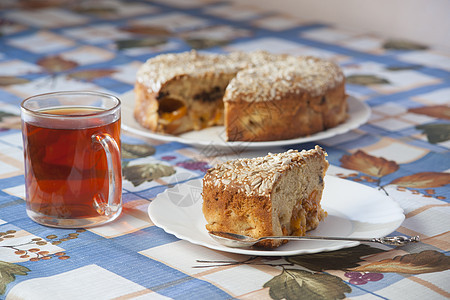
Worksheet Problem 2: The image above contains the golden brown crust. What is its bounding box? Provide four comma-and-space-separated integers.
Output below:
202, 185, 275, 245
134, 82, 160, 132
225, 84, 347, 141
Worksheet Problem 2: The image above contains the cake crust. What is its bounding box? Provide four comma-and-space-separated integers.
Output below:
225, 84, 346, 141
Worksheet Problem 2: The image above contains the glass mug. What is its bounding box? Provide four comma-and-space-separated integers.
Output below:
21, 91, 122, 228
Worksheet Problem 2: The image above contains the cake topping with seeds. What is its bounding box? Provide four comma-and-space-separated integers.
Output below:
137, 50, 344, 101
137, 50, 246, 92
224, 55, 344, 102
204, 146, 327, 196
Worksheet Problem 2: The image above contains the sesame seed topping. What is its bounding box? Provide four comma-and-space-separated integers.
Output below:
204, 146, 327, 196
224, 55, 344, 102
137, 50, 344, 103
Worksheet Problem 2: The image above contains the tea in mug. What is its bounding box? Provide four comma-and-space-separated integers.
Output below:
23, 107, 121, 221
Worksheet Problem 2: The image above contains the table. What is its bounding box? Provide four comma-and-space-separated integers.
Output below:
0, 1, 449, 299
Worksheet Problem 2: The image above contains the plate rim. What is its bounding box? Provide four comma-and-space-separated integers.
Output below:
148, 176, 405, 256
121, 90, 371, 149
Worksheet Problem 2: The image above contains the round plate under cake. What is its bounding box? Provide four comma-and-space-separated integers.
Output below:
121, 91, 370, 149
148, 176, 405, 256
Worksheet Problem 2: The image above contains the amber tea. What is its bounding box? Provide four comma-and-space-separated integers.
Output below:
21, 92, 122, 228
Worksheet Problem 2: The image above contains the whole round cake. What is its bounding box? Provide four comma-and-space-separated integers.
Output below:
134, 50, 347, 142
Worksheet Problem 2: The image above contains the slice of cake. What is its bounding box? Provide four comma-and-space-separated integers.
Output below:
202, 145, 329, 248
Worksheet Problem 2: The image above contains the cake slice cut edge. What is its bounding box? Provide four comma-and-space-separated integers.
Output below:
202, 145, 329, 248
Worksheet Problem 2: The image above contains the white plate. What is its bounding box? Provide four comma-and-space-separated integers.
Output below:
121, 91, 370, 149
148, 176, 405, 256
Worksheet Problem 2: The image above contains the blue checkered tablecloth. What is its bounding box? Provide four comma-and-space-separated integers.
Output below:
0, 1, 449, 299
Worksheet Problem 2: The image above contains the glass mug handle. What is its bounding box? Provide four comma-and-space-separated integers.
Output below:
92, 133, 122, 216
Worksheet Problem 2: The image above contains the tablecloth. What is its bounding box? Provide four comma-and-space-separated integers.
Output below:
0, 0, 449, 299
